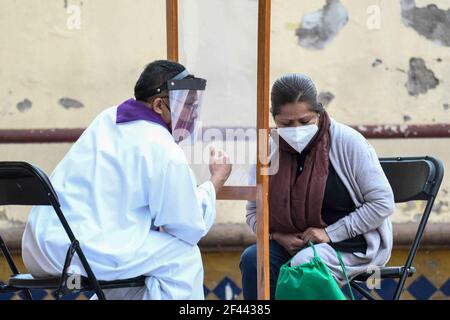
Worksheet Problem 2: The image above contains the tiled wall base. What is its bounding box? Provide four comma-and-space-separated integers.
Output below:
1, 249, 449, 300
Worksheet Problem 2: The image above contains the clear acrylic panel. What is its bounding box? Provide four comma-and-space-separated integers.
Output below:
178, 0, 259, 186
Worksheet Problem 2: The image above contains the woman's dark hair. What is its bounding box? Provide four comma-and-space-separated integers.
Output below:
134, 60, 186, 102
270, 73, 324, 116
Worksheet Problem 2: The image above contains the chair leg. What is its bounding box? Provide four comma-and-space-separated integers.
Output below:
75, 245, 106, 300
394, 198, 436, 300
0, 235, 20, 275
52, 204, 106, 300
0, 235, 33, 300
55, 240, 78, 300
350, 281, 376, 300
20, 289, 33, 300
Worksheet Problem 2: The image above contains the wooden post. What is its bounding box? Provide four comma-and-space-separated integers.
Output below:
166, 0, 179, 61
256, 0, 271, 300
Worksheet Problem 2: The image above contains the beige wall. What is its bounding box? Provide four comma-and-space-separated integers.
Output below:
0, 0, 449, 229
271, 0, 450, 126
0, 0, 166, 128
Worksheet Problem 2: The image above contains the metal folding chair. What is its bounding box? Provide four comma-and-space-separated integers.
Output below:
0, 162, 145, 300
350, 156, 444, 300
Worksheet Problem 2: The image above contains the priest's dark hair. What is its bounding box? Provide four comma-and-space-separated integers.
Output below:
134, 60, 185, 102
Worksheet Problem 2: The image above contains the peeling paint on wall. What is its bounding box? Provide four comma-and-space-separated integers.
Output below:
64, 0, 84, 9
58, 97, 84, 109
16, 99, 32, 112
295, 0, 348, 50
406, 58, 439, 96
401, 0, 450, 47
432, 199, 449, 215
0, 207, 25, 228
318, 91, 335, 108
372, 58, 383, 67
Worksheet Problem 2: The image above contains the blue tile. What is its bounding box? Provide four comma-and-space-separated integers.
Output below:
408, 276, 437, 300
60, 292, 81, 300
440, 278, 450, 296
375, 279, 398, 300
0, 281, 38, 300
18, 289, 48, 300
0, 281, 13, 300
203, 285, 210, 298
212, 276, 242, 300
50, 290, 81, 300
32, 289, 50, 300
0, 292, 16, 300
341, 282, 372, 300
83, 291, 95, 300
339, 285, 353, 300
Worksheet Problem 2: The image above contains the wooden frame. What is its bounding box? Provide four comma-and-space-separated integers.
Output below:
165, 0, 272, 300
166, 0, 179, 62
255, 0, 271, 301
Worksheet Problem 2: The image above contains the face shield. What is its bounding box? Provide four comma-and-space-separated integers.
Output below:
146, 69, 206, 144
167, 77, 206, 144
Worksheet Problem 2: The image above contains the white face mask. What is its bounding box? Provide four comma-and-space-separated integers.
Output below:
277, 124, 319, 154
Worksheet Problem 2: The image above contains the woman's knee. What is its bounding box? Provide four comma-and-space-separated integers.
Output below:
240, 244, 257, 272
290, 246, 315, 267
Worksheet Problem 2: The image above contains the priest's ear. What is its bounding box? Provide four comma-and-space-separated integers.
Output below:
150, 96, 172, 125
151, 97, 165, 115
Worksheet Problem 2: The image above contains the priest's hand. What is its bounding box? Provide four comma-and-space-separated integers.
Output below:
301, 227, 331, 244
272, 232, 306, 256
209, 145, 232, 194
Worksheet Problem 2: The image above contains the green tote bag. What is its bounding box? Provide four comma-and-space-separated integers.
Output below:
275, 241, 355, 300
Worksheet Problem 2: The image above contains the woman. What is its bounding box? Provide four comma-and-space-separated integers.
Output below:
240, 74, 395, 300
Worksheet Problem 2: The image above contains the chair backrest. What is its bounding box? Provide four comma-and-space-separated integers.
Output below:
0, 162, 106, 299
379, 156, 444, 300
379, 156, 444, 203
0, 162, 60, 207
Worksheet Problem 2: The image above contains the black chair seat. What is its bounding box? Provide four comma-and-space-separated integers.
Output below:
8, 274, 62, 289
8, 274, 146, 290
352, 266, 416, 282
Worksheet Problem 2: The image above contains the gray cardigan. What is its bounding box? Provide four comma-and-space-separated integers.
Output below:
246, 119, 395, 264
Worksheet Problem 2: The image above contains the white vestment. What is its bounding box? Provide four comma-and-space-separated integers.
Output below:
22, 106, 216, 300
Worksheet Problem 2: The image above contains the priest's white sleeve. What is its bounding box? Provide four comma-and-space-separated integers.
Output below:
149, 159, 216, 246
